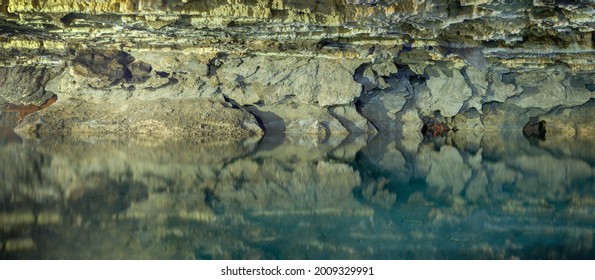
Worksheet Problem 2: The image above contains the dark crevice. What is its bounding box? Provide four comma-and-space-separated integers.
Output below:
124, 85, 135, 92
59, 13, 77, 26
501, 72, 516, 84
122, 67, 133, 82
523, 117, 547, 143
354, 99, 365, 115
203, 188, 218, 210
328, 106, 364, 135
352, 62, 372, 87
116, 51, 135, 66
222, 94, 241, 109
220, 94, 269, 136
155, 71, 169, 78
316, 39, 350, 51
276, 94, 295, 105
207, 53, 228, 77
460, 68, 479, 97
244, 106, 286, 153
247, 109, 267, 133
354, 98, 379, 132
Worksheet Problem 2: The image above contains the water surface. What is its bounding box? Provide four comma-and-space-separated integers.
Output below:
1, 127, 595, 259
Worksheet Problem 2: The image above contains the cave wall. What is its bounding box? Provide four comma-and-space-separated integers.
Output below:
1, 0, 594, 140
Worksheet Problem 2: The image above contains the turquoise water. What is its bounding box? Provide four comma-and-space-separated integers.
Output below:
1, 127, 595, 259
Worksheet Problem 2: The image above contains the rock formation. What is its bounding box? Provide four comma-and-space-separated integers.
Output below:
0, 0, 594, 140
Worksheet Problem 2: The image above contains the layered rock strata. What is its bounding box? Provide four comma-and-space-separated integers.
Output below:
1, 0, 594, 139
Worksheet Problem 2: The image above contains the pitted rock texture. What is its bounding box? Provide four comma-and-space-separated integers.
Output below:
1, 0, 595, 139
0, 66, 60, 105
14, 98, 264, 140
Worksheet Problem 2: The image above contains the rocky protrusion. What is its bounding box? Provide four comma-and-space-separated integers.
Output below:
0, 66, 61, 105
14, 98, 264, 141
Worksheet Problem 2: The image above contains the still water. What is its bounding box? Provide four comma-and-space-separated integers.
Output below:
1, 125, 595, 259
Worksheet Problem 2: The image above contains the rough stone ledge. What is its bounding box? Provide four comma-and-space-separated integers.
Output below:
13, 98, 264, 141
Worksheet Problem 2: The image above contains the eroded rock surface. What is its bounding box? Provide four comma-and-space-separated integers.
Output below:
0, 0, 594, 140
14, 98, 263, 140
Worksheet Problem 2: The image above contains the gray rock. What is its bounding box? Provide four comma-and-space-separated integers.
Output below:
329, 104, 376, 135
359, 91, 408, 131
511, 70, 593, 110
217, 56, 363, 107
249, 104, 349, 136
417, 67, 473, 117
462, 67, 488, 113
359, 61, 399, 91
485, 70, 523, 104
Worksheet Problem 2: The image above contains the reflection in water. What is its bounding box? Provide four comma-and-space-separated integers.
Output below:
1, 127, 595, 259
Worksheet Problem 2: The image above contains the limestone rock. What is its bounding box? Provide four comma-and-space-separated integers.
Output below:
359, 61, 399, 91
329, 104, 376, 135
417, 67, 473, 117
511, 70, 594, 110
396, 109, 423, 132
2, 0, 595, 136
217, 56, 363, 107
462, 67, 487, 113
70, 50, 133, 88
45, 53, 217, 103
251, 104, 349, 137
0, 66, 61, 105
14, 98, 263, 140
359, 91, 407, 131
485, 71, 523, 104
542, 99, 595, 138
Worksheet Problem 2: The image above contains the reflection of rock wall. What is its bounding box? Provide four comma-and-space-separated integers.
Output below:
3, 134, 595, 259
0, 136, 375, 258
215, 159, 362, 214
357, 132, 595, 212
